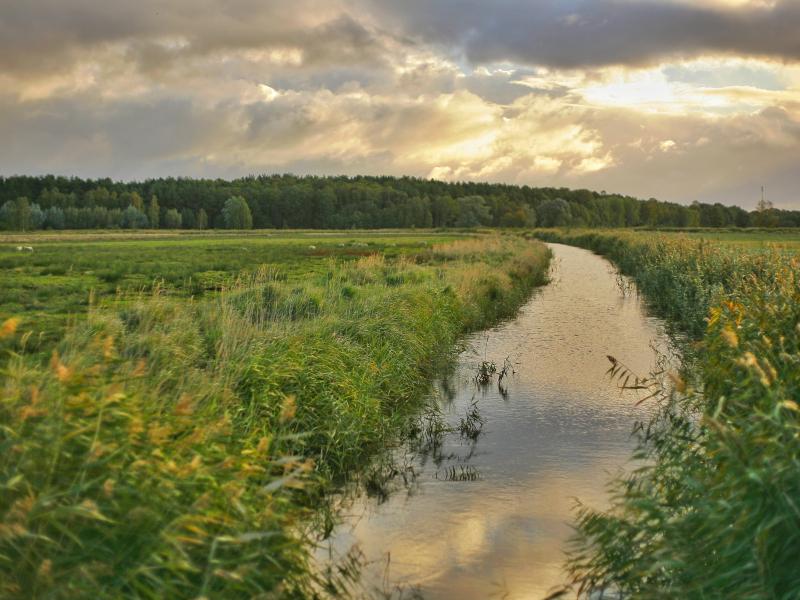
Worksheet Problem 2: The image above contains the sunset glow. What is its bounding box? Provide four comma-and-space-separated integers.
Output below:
2, 0, 799, 207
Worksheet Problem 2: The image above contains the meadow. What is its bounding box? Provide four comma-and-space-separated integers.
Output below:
679, 228, 800, 252
0, 230, 551, 598
533, 229, 800, 598
0, 230, 463, 354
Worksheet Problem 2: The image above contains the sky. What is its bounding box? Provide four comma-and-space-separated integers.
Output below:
2, 0, 800, 209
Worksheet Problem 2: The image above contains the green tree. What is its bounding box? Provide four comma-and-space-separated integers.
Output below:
92, 206, 110, 228
500, 206, 536, 228
121, 205, 149, 229
84, 187, 116, 209
454, 196, 491, 227
180, 208, 196, 229
222, 196, 253, 229
16, 197, 33, 230
196, 208, 208, 230
147, 195, 160, 229
44, 207, 65, 230
107, 208, 122, 228
1, 197, 35, 230
163, 208, 182, 229
29, 203, 45, 230
0, 201, 15, 230
120, 191, 145, 211
38, 187, 74, 210
753, 189, 779, 227
538, 198, 572, 227
431, 194, 458, 227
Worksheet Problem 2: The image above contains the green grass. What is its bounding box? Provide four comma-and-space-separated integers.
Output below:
0, 231, 551, 598
533, 229, 800, 599
593, 227, 800, 250
0, 230, 463, 354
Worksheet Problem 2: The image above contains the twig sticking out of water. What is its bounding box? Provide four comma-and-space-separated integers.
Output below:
475, 360, 497, 386
497, 356, 516, 398
606, 355, 664, 405
457, 400, 484, 440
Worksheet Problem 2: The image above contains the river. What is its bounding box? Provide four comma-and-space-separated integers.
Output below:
319, 243, 673, 599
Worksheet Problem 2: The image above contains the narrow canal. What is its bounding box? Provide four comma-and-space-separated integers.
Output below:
320, 243, 673, 598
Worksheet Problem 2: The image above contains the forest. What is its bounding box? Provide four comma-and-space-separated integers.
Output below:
1, 174, 798, 231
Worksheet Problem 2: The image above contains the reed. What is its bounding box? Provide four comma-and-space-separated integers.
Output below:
535, 229, 800, 599
0, 233, 550, 598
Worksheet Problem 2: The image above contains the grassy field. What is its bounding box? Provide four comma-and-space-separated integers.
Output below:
0, 230, 464, 354
682, 230, 800, 245
0, 230, 550, 598
533, 229, 800, 598
576, 227, 800, 248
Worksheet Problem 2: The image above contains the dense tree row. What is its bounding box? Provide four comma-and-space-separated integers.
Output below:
0, 174, 797, 230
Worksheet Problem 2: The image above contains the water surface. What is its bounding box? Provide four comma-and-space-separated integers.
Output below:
322, 243, 671, 598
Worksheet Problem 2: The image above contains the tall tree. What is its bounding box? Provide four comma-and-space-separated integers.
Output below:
222, 196, 253, 229
538, 198, 573, 227
147, 194, 160, 229
180, 207, 196, 229
2, 197, 35, 231
163, 208, 182, 229
196, 208, 208, 230
454, 196, 491, 227
121, 205, 148, 229
44, 206, 65, 230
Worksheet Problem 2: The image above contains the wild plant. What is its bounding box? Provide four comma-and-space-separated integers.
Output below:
536, 229, 800, 598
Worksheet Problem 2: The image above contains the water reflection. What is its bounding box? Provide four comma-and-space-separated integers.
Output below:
320, 244, 672, 599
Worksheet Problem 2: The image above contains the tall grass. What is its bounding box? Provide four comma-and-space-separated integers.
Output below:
535, 229, 800, 599
0, 234, 550, 598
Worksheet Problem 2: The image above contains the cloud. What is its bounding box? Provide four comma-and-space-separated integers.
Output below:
364, 0, 800, 69
0, 0, 799, 208
0, 1, 388, 85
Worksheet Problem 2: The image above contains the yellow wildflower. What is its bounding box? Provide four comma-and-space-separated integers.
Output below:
0, 317, 19, 339
720, 327, 738, 348
50, 351, 72, 383
279, 395, 297, 423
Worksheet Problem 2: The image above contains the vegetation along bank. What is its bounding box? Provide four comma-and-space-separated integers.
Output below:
0, 232, 550, 598
533, 229, 800, 598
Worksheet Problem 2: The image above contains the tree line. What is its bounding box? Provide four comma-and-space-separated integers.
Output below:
0, 174, 797, 230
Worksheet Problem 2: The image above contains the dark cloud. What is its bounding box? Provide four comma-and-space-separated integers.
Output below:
0, 93, 238, 179
364, 0, 800, 68
0, 1, 390, 80
4, 1, 800, 79
6, 1, 800, 82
